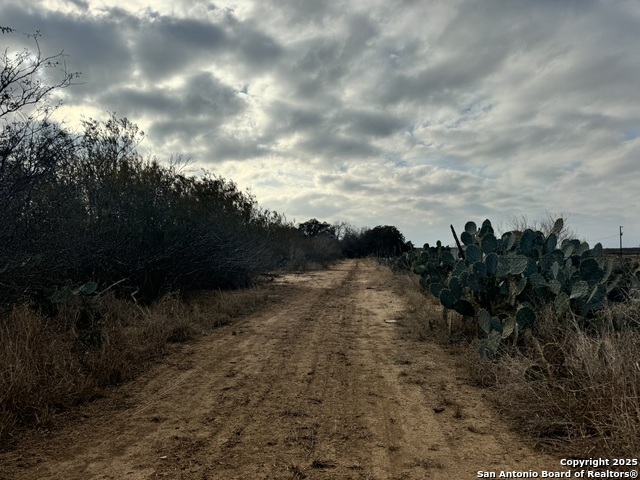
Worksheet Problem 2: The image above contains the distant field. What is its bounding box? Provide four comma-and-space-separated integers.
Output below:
603, 247, 640, 257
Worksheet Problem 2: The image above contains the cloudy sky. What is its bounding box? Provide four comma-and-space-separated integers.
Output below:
2, 0, 639, 247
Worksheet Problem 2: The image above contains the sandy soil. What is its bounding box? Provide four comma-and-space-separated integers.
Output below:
0, 260, 560, 479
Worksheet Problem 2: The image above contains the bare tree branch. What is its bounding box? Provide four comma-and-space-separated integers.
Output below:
0, 28, 81, 122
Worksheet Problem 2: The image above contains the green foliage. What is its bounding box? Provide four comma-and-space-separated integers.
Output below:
298, 219, 336, 238
0, 111, 342, 308
412, 218, 639, 356
342, 225, 411, 258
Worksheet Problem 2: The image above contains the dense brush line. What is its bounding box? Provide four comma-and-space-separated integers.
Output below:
0, 113, 345, 310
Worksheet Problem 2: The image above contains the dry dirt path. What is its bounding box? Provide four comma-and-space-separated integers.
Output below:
0, 260, 559, 479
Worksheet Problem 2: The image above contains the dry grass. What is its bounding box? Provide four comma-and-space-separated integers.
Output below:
388, 267, 640, 458
387, 272, 441, 341
185, 287, 271, 327
0, 305, 87, 442
0, 287, 272, 448
490, 305, 640, 457
391, 271, 479, 345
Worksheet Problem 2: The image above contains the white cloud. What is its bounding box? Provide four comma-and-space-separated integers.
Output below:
3, 0, 640, 247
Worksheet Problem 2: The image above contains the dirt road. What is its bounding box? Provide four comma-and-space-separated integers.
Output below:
0, 260, 559, 479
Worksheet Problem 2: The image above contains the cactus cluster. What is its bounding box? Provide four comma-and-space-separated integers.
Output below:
394, 250, 417, 272
413, 218, 638, 356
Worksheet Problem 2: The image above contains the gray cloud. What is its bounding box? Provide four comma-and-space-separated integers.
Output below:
339, 108, 405, 138
233, 23, 283, 68
132, 15, 228, 80
1, 4, 134, 98
265, 101, 325, 134
207, 135, 272, 162
98, 71, 246, 153
2, 0, 640, 247
298, 134, 380, 162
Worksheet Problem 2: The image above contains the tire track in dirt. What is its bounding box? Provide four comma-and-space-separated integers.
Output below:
0, 260, 559, 479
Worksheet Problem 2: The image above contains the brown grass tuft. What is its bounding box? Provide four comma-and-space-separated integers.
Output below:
0, 305, 87, 442
388, 273, 441, 341
484, 303, 640, 457
0, 287, 272, 448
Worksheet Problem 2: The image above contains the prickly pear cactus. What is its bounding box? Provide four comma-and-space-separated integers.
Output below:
412, 218, 639, 356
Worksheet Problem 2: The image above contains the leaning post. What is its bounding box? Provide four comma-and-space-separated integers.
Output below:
450, 224, 465, 260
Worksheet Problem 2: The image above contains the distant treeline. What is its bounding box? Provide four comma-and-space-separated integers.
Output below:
603, 248, 640, 258
298, 219, 413, 259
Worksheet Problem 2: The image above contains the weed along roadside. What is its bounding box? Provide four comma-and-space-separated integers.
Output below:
0, 260, 563, 479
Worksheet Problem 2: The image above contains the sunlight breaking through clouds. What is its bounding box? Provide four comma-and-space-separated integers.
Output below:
3, 0, 640, 246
